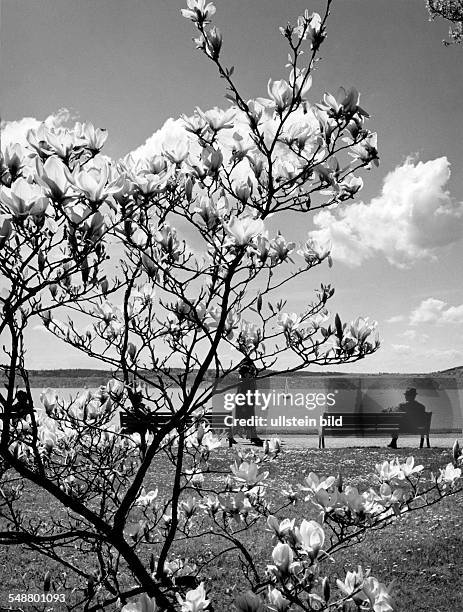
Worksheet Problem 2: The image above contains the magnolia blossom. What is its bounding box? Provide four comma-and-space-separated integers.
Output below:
294, 10, 322, 45
350, 132, 379, 168
239, 320, 262, 351
131, 284, 156, 307
396, 456, 423, 479
266, 516, 295, 542
40, 388, 58, 416
95, 300, 119, 323
195, 106, 235, 131
231, 461, 269, 486
224, 216, 265, 247
44, 128, 75, 159
121, 594, 158, 612
0, 178, 49, 217
82, 210, 106, 244
77, 122, 108, 151
181, 0, 216, 23
298, 236, 331, 265
270, 543, 294, 575
0, 215, 12, 248
107, 378, 125, 399
296, 519, 325, 555
267, 79, 292, 112
193, 194, 227, 228
135, 488, 158, 507
277, 312, 301, 332
267, 587, 290, 612
2, 143, 24, 177
177, 582, 210, 612
362, 577, 394, 612
336, 565, 367, 603
207, 306, 240, 339
154, 225, 184, 260
269, 234, 296, 264
301, 472, 336, 493
375, 458, 403, 481
349, 317, 377, 343
438, 463, 462, 484
36, 156, 74, 200
72, 157, 118, 203
163, 140, 189, 164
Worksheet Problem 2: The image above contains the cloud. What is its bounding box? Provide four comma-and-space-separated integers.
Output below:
410, 298, 463, 325
391, 344, 411, 354
402, 329, 429, 343
1, 108, 76, 148
386, 315, 405, 324
310, 157, 463, 267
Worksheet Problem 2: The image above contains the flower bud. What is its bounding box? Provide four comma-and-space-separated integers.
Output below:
126, 342, 137, 362
43, 571, 51, 593
207, 26, 222, 59
322, 577, 330, 602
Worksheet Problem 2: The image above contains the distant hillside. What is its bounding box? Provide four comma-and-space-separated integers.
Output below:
430, 365, 463, 378
2, 365, 462, 388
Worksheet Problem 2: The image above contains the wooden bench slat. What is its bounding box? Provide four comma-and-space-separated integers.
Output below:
319, 412, 432, 448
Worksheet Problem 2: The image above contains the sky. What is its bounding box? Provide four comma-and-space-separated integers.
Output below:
1, 0, 463, 373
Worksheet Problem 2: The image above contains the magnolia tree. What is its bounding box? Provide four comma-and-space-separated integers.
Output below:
0, 1, 462, 610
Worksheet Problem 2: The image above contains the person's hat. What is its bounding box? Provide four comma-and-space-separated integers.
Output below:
238, 357, 257, 377
404, 387, 417, 395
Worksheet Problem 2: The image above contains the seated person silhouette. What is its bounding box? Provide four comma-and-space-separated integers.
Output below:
387, 387, 426, 449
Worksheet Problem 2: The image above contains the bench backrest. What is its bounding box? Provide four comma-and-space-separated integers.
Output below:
321, 412, 432, 435
119, 411, 230, 432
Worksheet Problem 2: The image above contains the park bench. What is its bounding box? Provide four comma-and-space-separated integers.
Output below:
318, 411, 432, 449
119, 411, 233, 446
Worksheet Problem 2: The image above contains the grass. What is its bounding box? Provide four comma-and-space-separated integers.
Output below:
0, 445, 462, 611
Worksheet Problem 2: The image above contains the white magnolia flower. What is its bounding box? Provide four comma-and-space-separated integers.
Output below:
72, 157, 119, 203
266, 516, 295, 541
177, 582, 210, 612
298, 237, 331, 265
270, 543, 294, 574
195, 106, 235, 131
40, 388, 58, 416
121, 594, 158, 612
267, 587, 291, 612
231, 461, 269, 486
37, 156, 74, 200
77, 122, 108, 151
438, 463, 462, 484
277, 312, 301, 332
135, 488, 159, 507
349, 317, 377, 343
181, 0, 216, 23
296, 519, 325, 555
301, 472, 336, 493
0, 178, 49, 217
267, 78, 292, 111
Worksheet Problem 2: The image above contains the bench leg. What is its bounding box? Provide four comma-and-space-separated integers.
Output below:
426, 434, 430, 448
420, 435, 424, 449
319, 435, 325, 449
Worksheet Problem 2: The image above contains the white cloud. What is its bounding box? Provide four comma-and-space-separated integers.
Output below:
410, 298, 463, 325
1, 108, 76, 148
391, 343, 411, 354
310, 157, 463, 268
386, 315, 405, 324
402, 329, 429, 343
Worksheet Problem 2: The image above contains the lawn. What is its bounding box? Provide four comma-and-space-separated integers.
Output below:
0, 445, 462, 611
